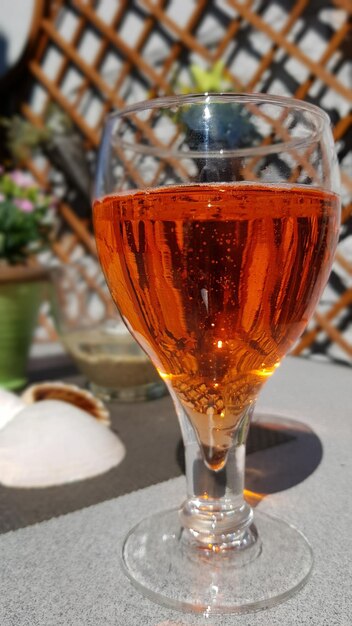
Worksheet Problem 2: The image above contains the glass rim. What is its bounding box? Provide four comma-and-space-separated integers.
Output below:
106, 92, 331, 160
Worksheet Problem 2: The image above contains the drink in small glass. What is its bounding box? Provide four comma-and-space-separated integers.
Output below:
93, 94, 340, 613
51, 261, 166, 401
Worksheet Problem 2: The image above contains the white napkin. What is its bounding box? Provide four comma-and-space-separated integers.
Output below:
0, 388, 25, 430
0, 399, 125, 488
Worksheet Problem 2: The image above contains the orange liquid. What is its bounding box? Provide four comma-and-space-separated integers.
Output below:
93, 184, 339, 468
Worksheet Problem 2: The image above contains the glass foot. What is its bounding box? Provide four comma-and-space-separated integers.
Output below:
122, 508, 313, 615
89, 380, 166, 402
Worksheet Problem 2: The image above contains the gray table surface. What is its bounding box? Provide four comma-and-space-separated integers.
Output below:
0, 356, 351, 625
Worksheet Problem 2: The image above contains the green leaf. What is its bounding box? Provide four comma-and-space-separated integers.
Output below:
189, 61, 231, 93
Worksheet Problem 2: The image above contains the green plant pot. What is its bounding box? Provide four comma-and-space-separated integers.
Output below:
0, 266, 48, 390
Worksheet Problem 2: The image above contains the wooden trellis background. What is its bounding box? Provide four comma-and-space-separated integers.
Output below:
10, 0, 352, 365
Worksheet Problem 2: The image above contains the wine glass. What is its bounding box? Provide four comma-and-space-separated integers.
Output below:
93, 94, 340, 614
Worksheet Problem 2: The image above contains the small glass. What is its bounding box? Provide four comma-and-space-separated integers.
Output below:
51, 260, 166, 402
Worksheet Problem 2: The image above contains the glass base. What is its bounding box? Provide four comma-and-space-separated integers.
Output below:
89, 380, 166, 402
122, 508, 313, 615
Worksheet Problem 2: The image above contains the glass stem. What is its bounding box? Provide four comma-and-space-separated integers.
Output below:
172, 393, 258, 552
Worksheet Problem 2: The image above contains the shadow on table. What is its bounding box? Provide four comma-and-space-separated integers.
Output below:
176, 413, 323, 500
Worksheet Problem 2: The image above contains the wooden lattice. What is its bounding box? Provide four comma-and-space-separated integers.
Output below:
12, 0, 352, 364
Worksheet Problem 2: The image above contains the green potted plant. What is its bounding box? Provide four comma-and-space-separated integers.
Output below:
0, 168, 56, 389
